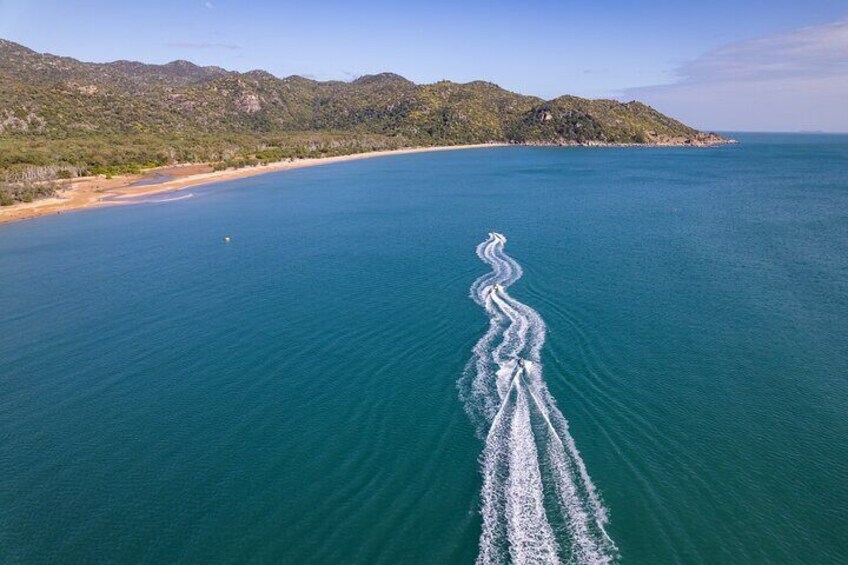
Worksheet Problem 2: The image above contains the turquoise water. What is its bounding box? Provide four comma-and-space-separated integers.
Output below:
1, 135, 846, 563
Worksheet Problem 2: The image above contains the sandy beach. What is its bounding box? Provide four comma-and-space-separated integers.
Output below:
0, 144, 506, 225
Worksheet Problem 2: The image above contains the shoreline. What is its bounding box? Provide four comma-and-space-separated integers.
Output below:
0, 144, 506, 225
0, 138, 733, 225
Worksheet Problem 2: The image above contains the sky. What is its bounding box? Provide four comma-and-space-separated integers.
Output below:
1, 0, 846, 131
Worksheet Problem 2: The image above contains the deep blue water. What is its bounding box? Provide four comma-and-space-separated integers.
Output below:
1, 134, 846, 563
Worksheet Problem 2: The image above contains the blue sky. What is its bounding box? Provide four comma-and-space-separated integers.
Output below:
1, 0, 846, 131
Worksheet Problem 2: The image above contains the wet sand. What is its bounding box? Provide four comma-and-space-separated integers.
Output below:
0, 144, 505, 225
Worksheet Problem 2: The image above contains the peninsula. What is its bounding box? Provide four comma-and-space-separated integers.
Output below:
0, 38, 730, 219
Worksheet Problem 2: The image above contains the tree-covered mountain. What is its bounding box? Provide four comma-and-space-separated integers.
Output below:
0, 38, 727, 201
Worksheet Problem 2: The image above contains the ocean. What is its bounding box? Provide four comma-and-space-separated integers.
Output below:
1, 134, 846, 563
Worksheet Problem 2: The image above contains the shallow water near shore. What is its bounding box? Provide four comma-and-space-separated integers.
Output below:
1, 134, 847, 563
130, 172, 176, 186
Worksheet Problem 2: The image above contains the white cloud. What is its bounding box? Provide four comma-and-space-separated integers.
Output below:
625, 20, 848, 132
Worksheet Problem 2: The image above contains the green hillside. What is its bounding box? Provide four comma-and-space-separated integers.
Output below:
0, 38, 727, 204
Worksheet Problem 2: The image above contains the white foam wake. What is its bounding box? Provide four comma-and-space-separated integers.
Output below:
460, 233, 616, 565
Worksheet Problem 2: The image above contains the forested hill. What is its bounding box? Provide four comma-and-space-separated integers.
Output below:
0, 38, 726, 180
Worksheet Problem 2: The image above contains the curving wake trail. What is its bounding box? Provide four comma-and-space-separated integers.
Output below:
459, 233, 617, 565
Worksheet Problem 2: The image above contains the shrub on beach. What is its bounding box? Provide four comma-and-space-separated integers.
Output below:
0, 180, 58, 206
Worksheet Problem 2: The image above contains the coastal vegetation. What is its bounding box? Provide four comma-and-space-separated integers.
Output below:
0, 38, 726, 204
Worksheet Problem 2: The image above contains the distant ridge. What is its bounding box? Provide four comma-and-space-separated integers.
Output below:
0, 38, 729, 202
